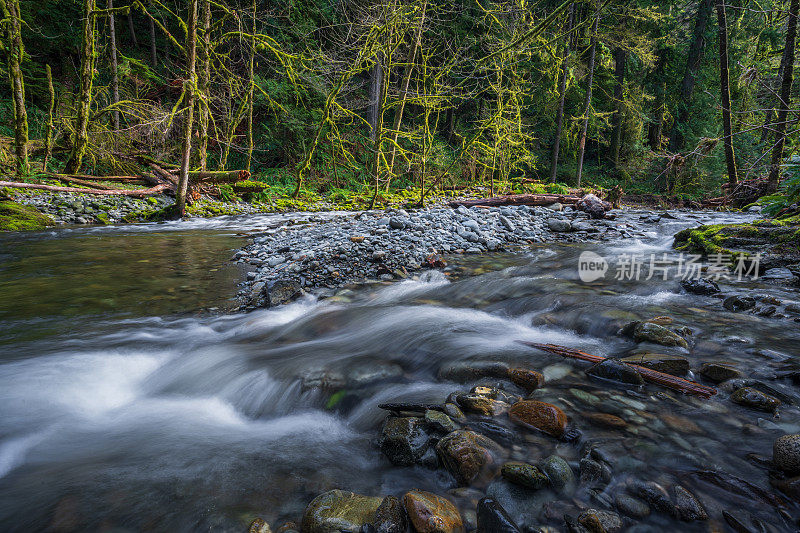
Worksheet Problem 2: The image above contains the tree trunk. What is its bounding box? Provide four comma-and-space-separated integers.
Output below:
44, 64, 55, 171
648, 50, 666, 150
246, 0, 256, 172
197, 0, 211, 171
549, 2, 574, 183
149, 10, 157, 65
386, 0, 427, 188
1, 0, 29, 175
668, 0, 713, 153
127, 11, 137, 46
369, 54, 388, 209
108, 0, 120, 131
175, 0, 199, 217
610, 47, 627, 168
445, 106, 455, 142
715, 0, 737, 185
65, 0, 96, 174
369, 54, 384, 140
768, 0, 799, 190
575, 13, 599, 187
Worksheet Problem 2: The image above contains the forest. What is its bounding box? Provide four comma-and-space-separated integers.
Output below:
0, 0, 798, 216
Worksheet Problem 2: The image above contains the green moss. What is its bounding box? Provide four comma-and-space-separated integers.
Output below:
0, 201, 55, 231
95, 212, 110, 225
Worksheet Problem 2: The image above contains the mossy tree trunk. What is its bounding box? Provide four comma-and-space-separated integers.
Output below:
549, 2, 574, 183
1, 0, 29, 175
575, 13, 598, 187
768, 0, 798, 190
197, 0, 211, 171
108, 0, 120, 131
44, 65, 55, 171
246, 0, 256, 172
176, 0, 199, 217
65, 0, 96, 174
610, 47, 627, 168
715, 0, 737, 185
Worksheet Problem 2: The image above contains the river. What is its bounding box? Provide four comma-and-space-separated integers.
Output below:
0, 209, 798, 532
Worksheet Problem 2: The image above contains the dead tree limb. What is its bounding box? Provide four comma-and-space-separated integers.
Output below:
449, 193, 582, 208
519, 341, 717, 398
0, 181, 170, 197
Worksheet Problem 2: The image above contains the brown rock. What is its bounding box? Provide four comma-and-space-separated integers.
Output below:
586, 412, 627, 429
402, 490, 465, 533
249, 518, 272, 533
350, 236, 365, 243
699, 362, 740, 383
435, 430, 503, 486
661, 414, 702, 435
508, 400, 568, 438
507, 368, 545, 392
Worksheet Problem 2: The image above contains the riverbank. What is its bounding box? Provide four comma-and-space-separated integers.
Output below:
234, 202, 657, 309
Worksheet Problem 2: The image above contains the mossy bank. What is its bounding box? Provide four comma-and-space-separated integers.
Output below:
0, 201, 55, 231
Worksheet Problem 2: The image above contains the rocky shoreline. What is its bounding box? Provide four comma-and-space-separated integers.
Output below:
235, 203, 651, 308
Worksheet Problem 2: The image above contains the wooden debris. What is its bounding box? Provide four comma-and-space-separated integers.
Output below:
518, 341, 717, 398
449, 193, 581, 208
0, 181, 170, 197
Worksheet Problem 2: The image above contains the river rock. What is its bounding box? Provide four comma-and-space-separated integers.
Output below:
476, 497, 521, 533
674, 485, 708, 521
730, 387, 781, 412
619, 353, 689, 376
632, 322, 688, 348
576, 193, 609, 219
579, 458, 612, 484
614, 494, 650, 519
585, 412, 627, 429
586, 359, 644, 385
266, 279, 303, 306
628, 480, 675, 516
301, 489, 383, 533
435, 430, 503, 486
507, 368, 545, 392
425, 410, 459, 434
577, 509, 623, 533
402, 490, 464, 533
699, 362, 740, 382
438, 361, 509, 382
508, 400, 568, 438
723, 295, 756, 312
249, 518, 272, 533
379, 416, 430, 466
547, 218, 572, 232
373, 495, 407, 533
773, 434, 800, 473
501, 462, 549, 489
456, 393, 509, 416
540, 455, 574, 492
680, 278, 720, 295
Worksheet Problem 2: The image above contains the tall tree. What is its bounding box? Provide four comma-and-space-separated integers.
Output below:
1, 0, 29, 174
715, 0, 737, 184
668, 0, 713, 153
549, 2, 575, 183
65, 0, 97, 174
576, 12, 599, 187
175, 0, 199, 216
108, 0, 120, 131
647, 49, 667, 150
246, 0, 256, 172
609, 47, 627, 168
768, 0, 799, 190
197, 0, 211, 171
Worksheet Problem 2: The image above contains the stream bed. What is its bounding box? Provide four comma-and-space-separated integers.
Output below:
0, 209, 799, 532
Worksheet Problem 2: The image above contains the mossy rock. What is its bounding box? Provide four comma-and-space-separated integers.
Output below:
673, 217, 800, 269
0, 201, 55, 231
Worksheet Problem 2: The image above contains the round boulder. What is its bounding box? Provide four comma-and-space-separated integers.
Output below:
402, 490, 464, 533
774, 434, 800, 474
508, 400, 568, 438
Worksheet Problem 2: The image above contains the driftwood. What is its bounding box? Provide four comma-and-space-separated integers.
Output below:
0, 181, 171, 197
519, 342, 717, 399
43, 172, 145, 182
449, 193, 582, 208
190, 169, 251, 183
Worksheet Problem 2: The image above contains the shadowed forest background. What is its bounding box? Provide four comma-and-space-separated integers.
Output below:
1, 0, 798, 211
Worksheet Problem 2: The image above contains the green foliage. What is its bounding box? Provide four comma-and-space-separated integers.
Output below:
763, 160, 800, 216
0, 201, 55, 231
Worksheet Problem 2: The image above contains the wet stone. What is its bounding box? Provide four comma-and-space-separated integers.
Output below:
730, 387, 781, 412
586, 359, 644, 385
425, 410, 459, 434
438, 360, 509, 383
249, 518, 272, 533
501, 462, 549, 489
773, 434, 800, 474
699, 362, 741, 383
507, 368, 545, 392
579, 458, 612, 484
632, 321, 689, 348
680, 278, 720, 295
628, 480, 675, 516
435, 430, 503, 486
508, 400, 568, 438
619, 353, 690, 376
301, 490, 383, 533
723, 295, 756, 312
476, 497, 521, 533
379, 416, 430, 466
456, 393, 509, 416
674, 485, 708, 521
402, 490, 464, 533
614, 494, 650, 519
585, 412, 627, 429
373, 495, 407, 533
540, 455, 575, 493
577, 509, 623, 533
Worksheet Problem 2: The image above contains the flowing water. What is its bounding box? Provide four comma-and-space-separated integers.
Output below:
0, 210, 798, 532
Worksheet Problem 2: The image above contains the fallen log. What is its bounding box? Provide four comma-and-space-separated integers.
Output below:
46, 175, 123, 190
42, 172, 144, 182
449, 193, 582, 208
0, 181, 171, 197
190, 169, 251, 183
518, 341, 717, 398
